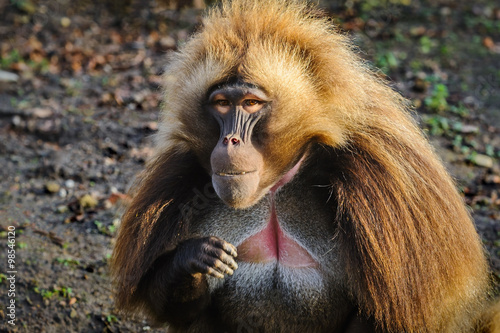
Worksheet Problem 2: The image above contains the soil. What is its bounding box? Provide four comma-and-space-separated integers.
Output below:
0, 1, 499, 332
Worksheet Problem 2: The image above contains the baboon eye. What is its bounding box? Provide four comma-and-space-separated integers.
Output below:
212, 98, 232, 114
216, 99, 230, 106
245, 100, 259, 106
243, 99, 264, 113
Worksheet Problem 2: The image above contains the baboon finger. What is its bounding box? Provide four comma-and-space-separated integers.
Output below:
209, 237, 238, 257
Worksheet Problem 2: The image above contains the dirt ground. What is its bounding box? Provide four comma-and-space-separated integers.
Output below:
0, 0, 499, 332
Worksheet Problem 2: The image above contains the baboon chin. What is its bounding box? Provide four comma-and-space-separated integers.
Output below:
111, 1, 493, 332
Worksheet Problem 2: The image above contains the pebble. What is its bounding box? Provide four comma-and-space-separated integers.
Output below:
474, 154, 494, 168
79, 194, 98, 209
485, 175, 500, 184
45, 181, 60, 193
58, 188, 68, 198
31, 108, 53, 118
160, 36, 176, 49
65, 179, 75, 189
459, 125, 479, 134
61, 17, 71, 28
12, 115, 21, 126
56, 205, 69, 214
0, 70, 19, 82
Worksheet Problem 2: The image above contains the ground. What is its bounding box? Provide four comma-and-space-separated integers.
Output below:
0, 0, 499, 332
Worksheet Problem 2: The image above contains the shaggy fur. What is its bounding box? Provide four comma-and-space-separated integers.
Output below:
112, 1, 491, 332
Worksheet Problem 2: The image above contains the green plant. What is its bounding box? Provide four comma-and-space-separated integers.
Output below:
27, 58, 50, 73
34, 285, 73, 300
449, 103, 470, 118
424, 115, 450, 136
425, 84, 449, 112
1, 49, 21, 69
375, 51, 399, 74
419, 36, 433, 54
485, 144, 495, 157
54, 257, 80, 267
105, 314, 118, 324
94, 220, 116, 236
355, 0, 411, 12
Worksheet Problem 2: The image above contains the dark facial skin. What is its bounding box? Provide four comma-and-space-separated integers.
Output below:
208, 83, 271, 208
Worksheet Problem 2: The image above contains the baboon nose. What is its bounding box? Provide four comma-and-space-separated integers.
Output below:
222, 136, 241, 145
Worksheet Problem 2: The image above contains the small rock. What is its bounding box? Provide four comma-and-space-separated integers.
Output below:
144, 121, 158, 131
104, 200, 113, 210
474, 154, 494, 168
104, 157, 115, 166
12, 115, 22, 126
485, 175, 500, 184
58, 188, 68, 198
61, 17, 71, 28
70, 309, 77, 318
31, 107, 53, 118
132, 90, 148, 104
160, 36, 176, 49
0, 70, 19, 82
79, 194, 98, 209
56, 205, 69, 214
459, 125, 479, 134
45, 181, 60, 194
65, 179, 75, 189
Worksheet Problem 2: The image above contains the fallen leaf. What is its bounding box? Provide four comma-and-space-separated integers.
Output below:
483, 37, 495, 50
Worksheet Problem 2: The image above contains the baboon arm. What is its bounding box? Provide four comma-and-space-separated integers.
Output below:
135, 235, 237, 325
137, 249, 211, 325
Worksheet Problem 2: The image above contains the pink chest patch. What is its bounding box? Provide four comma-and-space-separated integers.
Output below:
237, 156, 318, 268
237, 202, 318, 268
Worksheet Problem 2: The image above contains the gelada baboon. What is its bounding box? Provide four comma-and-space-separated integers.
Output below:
111, 0, 493, 331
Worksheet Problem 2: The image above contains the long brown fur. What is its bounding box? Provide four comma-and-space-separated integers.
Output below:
111, 0, 490, 331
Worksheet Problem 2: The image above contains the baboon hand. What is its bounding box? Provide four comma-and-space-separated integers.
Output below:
175, 236, 238, 279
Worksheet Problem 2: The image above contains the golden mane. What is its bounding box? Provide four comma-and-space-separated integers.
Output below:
112, 1, 490, 331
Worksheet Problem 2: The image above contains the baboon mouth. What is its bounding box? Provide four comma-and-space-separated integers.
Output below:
215, 170, 256, 177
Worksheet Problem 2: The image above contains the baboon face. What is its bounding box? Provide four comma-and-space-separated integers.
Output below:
207, 81, 274, 208
206, 79, 308, 209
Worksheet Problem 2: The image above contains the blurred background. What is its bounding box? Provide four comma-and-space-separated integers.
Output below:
0, 0, 499, 331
